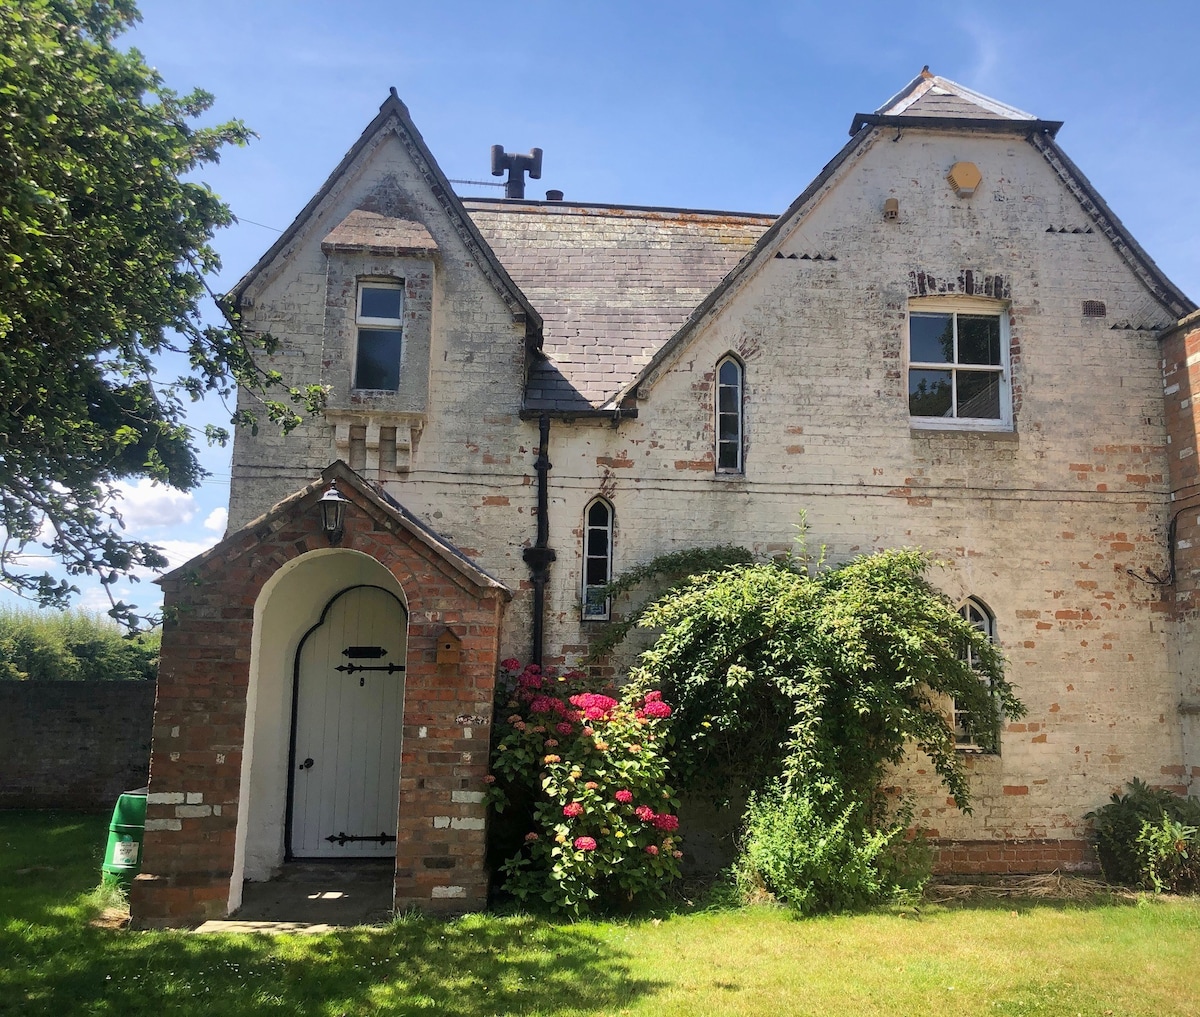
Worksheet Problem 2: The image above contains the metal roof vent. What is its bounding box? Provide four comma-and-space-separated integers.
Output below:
491, 145, 542, 199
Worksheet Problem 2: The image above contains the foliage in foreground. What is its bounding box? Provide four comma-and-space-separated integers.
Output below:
733, 781, 928, 915
0, 607, 159, 680
626, 547, 1024, 814
1088, 778, 1200, 890
487, 661, 682, 915
6, 812, 1200, 1017
0, 1, 322, 626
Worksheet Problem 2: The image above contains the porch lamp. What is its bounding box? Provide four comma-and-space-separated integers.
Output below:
318, 482, 348, 545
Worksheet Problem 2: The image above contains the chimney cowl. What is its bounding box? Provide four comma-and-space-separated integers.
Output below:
545, 189, 564, 202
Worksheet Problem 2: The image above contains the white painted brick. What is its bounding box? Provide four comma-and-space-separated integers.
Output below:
450, 817, 485, 831
147, 792, 184, 805
145, 818, 182, 832
432, 816, 450, 829
431, 885, 466, 899
175, 805, 212, 819
451, 791, 486, 804
185, 792, 204, 805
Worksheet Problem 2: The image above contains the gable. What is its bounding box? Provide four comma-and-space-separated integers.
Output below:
230, 93, 540, 340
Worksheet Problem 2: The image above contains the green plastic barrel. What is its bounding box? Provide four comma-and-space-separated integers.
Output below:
101, 786, 148, 887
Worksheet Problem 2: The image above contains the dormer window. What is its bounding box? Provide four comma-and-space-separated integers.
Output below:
354, 281, 404, 391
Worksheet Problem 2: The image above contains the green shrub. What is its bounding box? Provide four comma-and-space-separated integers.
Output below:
732, 782, 925, 915
1087, 778, 1200, 886
0, 608, 159, 681
487, 661, 682, 916
1136, 816, 1200, 894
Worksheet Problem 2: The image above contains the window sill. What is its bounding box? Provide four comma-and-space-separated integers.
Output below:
910, 423, 1018, 442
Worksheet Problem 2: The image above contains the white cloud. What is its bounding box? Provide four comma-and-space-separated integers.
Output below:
152, 536, 223, 571
203, 506, 229, 533
112, 479, 197, 530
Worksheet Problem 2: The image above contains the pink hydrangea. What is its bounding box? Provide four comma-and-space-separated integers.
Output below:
563, 802, 584, 818
524, 832, 539, 842
528, 695, 558, 714
634, 805, 656, 823
501, 658, 521, 672
574, 836, 597, 851
543, 754, 561, 764
643, 700, 672, 719
653, 813, 680, 832
644, 690, 663, 703
584, 706, 606, 721
519, 673, 545, 690
645, 844, 659, 856
584, 781, 600, 791
556, 721, 574, 735
614, 789, 633, 804
483, 774, 496, 785
569, 693, 618, 714
544, 738, 559, 748
672, 850, 684, 859
523, 664, 543, 675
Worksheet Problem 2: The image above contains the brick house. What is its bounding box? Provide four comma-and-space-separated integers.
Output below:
132, 69, 1200, 927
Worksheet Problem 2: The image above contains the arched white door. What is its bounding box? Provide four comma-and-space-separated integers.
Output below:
288, 585, 407, 859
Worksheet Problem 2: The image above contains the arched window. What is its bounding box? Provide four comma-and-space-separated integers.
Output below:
955, 598, 997, 749
716, 355, 744, 473
582, 498, 614, 620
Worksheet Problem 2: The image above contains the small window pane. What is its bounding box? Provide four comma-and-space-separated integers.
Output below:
585, 558, 608, 585
719, 360, 740, 386
956, 371, 1002, 419
587, 502, 609, 527
910, 313, 953, 364
587, 528, 609, 557
355, 329, 402, 390
909, 369, 952, 417
957, 315, 1001, 366
718, 386, 740, 414
360, 286, 402, 321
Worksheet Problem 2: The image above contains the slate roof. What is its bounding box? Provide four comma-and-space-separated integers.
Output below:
877, 68, 1038, 121
465, 199, 774, 412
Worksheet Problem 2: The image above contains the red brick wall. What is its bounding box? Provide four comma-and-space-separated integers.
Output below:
131, 478, 506, 928
932, 838, 1096, 876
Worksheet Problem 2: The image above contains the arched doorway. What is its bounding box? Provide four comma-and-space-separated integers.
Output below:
287, 585, 408, 859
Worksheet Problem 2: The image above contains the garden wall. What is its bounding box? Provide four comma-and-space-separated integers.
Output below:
0, 681, 155, 810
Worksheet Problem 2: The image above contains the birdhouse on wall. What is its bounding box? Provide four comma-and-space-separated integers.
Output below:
436, 628, 462, 665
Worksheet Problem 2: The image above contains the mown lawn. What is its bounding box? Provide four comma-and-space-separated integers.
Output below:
3, 811, 1199, 1016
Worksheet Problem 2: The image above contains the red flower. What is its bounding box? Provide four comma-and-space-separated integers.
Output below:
614, 789, 633, 804
556, 721, 574, 735
584, 706, 606, 721
483, 774, 496, 784
643, 700, 672, 719
653, 813, 679, 832
525, 832, 540, 842
634, 805, 656, 823
645, 844, 659, 856
569, 692, 618, 714
574, 836, 597, 851
644, 690, 663, 703
519, 673, 545, 690
528, 695, 557, 713
523, 663, 542, 675
563, 802, 584, 818
501, 658, 521, 671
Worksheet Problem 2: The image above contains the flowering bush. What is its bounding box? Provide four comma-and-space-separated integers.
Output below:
487, 660, 683, 915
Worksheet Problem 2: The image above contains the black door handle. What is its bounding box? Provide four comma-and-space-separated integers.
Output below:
299, 757, 314, 770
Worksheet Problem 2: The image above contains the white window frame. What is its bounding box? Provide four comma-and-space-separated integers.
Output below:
582, 497, 614, 621
954, 597, 997, 752
715, 354, 744, 474
353, 280, 404, 391
907, 296, 1012, 431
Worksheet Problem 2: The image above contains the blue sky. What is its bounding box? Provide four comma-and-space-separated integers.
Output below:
11, 0, 1200, 619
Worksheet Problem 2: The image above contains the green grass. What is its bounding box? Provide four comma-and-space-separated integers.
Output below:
3, 811, 1200, 1016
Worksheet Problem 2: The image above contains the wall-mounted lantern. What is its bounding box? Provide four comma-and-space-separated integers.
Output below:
318, 482, 348, 545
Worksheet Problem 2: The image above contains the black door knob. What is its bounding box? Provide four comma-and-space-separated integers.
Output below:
299, 757, 314, 770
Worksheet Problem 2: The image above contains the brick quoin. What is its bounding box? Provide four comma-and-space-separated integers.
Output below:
131, 465, 509, 929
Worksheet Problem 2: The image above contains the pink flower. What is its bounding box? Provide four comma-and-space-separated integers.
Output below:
574, 836, 597, 851
501, 658, 521, 672
524, 832, 540, 842
635, 805, 656, 823
544, 738, 559, 748
653, 813, 679, 832
569, 693, 618, 714
523, 664, 542, 675
563, 802, 584, 818
529, 696, 557, 714
628, 744, 642, 754
483, 774, 496, 784
585, 706, 606, 721
614, 789, 633, 804
514, 721, 526, 732
582, 726, 594, 737
643, 700, 672, 719
556, 721, 574, 735
672, 850, 684, 859
645, 844, 659, 856
543, 754, 561, 764
507, 714, 523, 724
644, 690, 663, 703
584, 781, 600, 791
518, 673, 544, 690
